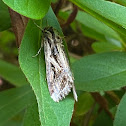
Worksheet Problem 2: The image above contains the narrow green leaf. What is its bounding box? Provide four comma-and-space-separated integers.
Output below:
0, 85, 35, 126
0, 0, 11, 31
0, 59, 28, 87
23, 101, 40, 126
2, 0, 51, 19
76, 11, 121, 41
92, 41, 123, 53
114, 93, 126, 126
69, 0, 126, 43
72, 52, 126, 91
70, 0, 126, 29
19, 8, 75, 126
81, 24, 106, 42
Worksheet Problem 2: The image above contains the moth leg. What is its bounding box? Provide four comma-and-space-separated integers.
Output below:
32, 41, 44, 57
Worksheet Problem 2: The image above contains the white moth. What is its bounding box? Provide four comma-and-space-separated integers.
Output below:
34, 24, 77, 102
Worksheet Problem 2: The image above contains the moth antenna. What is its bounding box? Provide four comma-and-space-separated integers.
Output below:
33, 20, 43, 31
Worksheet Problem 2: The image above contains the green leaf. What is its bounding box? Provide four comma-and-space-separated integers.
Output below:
70, 0, 126, 29
23, 102, 40, 126
0, 59, 28, 87
69, 0, 126, 41
2, 0, 51, 19
19, 8, 75, 126
114, 93, 126, 126
0, 85, 35, 126
81, 24, 106, 42
0, 0, 11, 31
93, 110, 113, 126
92, 41, 123, 53
76, 11, 121, 41
72, 52, 126, 91
74, 92, 94, 116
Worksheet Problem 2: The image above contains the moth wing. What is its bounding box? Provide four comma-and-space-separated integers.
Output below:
43, 28, 77, 102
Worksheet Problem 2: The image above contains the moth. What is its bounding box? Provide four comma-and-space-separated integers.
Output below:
34, 23, 77, 102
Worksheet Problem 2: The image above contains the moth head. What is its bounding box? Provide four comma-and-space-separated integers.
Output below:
42, 27, 61, 40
